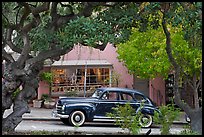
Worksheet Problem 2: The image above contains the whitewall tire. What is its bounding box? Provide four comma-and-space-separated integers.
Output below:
69, 110, 85, 126
138, 114, 153, 128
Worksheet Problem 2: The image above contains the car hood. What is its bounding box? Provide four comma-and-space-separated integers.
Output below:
57, 96, 98, 104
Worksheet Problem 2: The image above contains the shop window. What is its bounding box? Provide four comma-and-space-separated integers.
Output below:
51, 67, 110, 94
76, 68, 110, 86
51, 68, 67, 92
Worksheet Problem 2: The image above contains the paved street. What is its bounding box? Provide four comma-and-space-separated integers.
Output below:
15, 120, 186, 135
3, 106, 188, 135
3, 106, 188, 124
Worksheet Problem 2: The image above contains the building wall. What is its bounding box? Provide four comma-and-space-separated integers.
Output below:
37, 43, 166, 105
38, 81, 50, 99
149, 77, 166, 106
37, 67, 50, 99
63, 43, 133, 88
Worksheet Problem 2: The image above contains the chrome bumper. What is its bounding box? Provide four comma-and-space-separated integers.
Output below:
52, 110, 69, 118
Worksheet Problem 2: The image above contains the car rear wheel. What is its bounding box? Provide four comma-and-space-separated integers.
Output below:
69, 110, 85, 126
138, 114, 153, 128
60, 118, 70, 125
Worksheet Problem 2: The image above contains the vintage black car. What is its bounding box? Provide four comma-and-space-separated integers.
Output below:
52, 87, 160, 127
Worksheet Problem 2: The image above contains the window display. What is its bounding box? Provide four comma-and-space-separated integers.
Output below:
51, 67, 110, 93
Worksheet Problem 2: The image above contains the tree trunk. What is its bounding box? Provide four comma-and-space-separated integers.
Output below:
190, 108, 202, 134
161, 10, 202, 135
2, 60, 41, 132
2, 78, 39, 132
2, 63, 22, 119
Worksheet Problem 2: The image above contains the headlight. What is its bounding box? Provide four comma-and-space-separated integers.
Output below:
62, 104, 66, 111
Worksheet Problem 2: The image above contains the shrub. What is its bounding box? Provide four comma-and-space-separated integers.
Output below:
39, 72, 53, 84
106, 102, 142, 135
153, 103, 180, 135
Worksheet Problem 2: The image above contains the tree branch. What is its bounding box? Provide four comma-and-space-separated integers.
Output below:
161, 9, 192, 112
15, 5, 22, 26
16, 32, 31, 67
2, 13, 10, 25
162, 15, 179, 70
2, 49, 15, 63
24, 47, 72, 72
30, 2, 50, 14
20, 2, 50, 33
18, 2, 31, 28
6, 27, 22, 54
50, 2, 58, 19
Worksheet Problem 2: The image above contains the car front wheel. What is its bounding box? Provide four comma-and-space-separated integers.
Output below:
138, 114, 153, 128
69, 110, 86, 126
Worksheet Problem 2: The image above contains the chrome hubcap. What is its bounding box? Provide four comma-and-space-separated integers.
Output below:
75, 115, 81, 122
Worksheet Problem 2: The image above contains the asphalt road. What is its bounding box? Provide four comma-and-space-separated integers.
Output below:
15, 120, 186, 135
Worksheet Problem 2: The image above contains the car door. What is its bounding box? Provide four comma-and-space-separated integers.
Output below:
94, 91, 119, 117
118, 91, 140, 111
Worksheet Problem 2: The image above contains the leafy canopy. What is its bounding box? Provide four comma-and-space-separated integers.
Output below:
117, 25, 201, 79
8, 2, 140, 54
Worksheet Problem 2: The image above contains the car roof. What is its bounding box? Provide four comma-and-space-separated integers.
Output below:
97, 87, 145, 96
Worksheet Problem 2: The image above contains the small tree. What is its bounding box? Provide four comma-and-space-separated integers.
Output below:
39, 72, 53, 84
117, 3, 202, 134
153, 101, 180, 135
106, 103, 142, 135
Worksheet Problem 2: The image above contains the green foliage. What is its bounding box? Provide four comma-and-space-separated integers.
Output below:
57, 16, 115, 48
106, 103, 142, 135
2, 2, 18, 26
153, 103, 180, 135
117, 25, 202, 79
117, 27, 170, 79
4, 2, 138, 54
96, 3, 139, 43
41, 94, 50, 101
27, 3, 140, 51
166, 2, 202, 48
39, 72, 53, 84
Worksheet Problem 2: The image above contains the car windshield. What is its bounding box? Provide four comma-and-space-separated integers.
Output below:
91, 89, 103, 99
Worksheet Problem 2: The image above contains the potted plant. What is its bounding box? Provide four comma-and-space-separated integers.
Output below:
41, 94, 55, 109
33, 99, 43, 108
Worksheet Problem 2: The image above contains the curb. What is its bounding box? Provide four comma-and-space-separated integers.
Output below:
22, 117, 60, 121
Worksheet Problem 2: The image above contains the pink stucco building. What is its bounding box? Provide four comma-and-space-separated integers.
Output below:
38, 43, 166, 106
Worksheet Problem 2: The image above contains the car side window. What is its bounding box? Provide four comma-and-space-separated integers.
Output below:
101, 92, 108, 100
120, 92, 133, 101
101, 91, 117, 100
109, 92, 117, 100
134, 94, 146, 102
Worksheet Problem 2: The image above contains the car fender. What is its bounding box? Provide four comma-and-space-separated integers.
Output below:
137, 106, 159, 116
64, 103, 96, 120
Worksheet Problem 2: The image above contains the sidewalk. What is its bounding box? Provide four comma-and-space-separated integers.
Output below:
3, 107, 59, 121
3, 106, 188, 124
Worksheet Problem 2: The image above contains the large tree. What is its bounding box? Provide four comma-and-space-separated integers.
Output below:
117, 2, 202, 134
2, 2, 143, 132
2, 2, 202, 134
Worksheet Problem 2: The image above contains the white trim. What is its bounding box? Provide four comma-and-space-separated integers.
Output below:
45, 60, 112, 67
